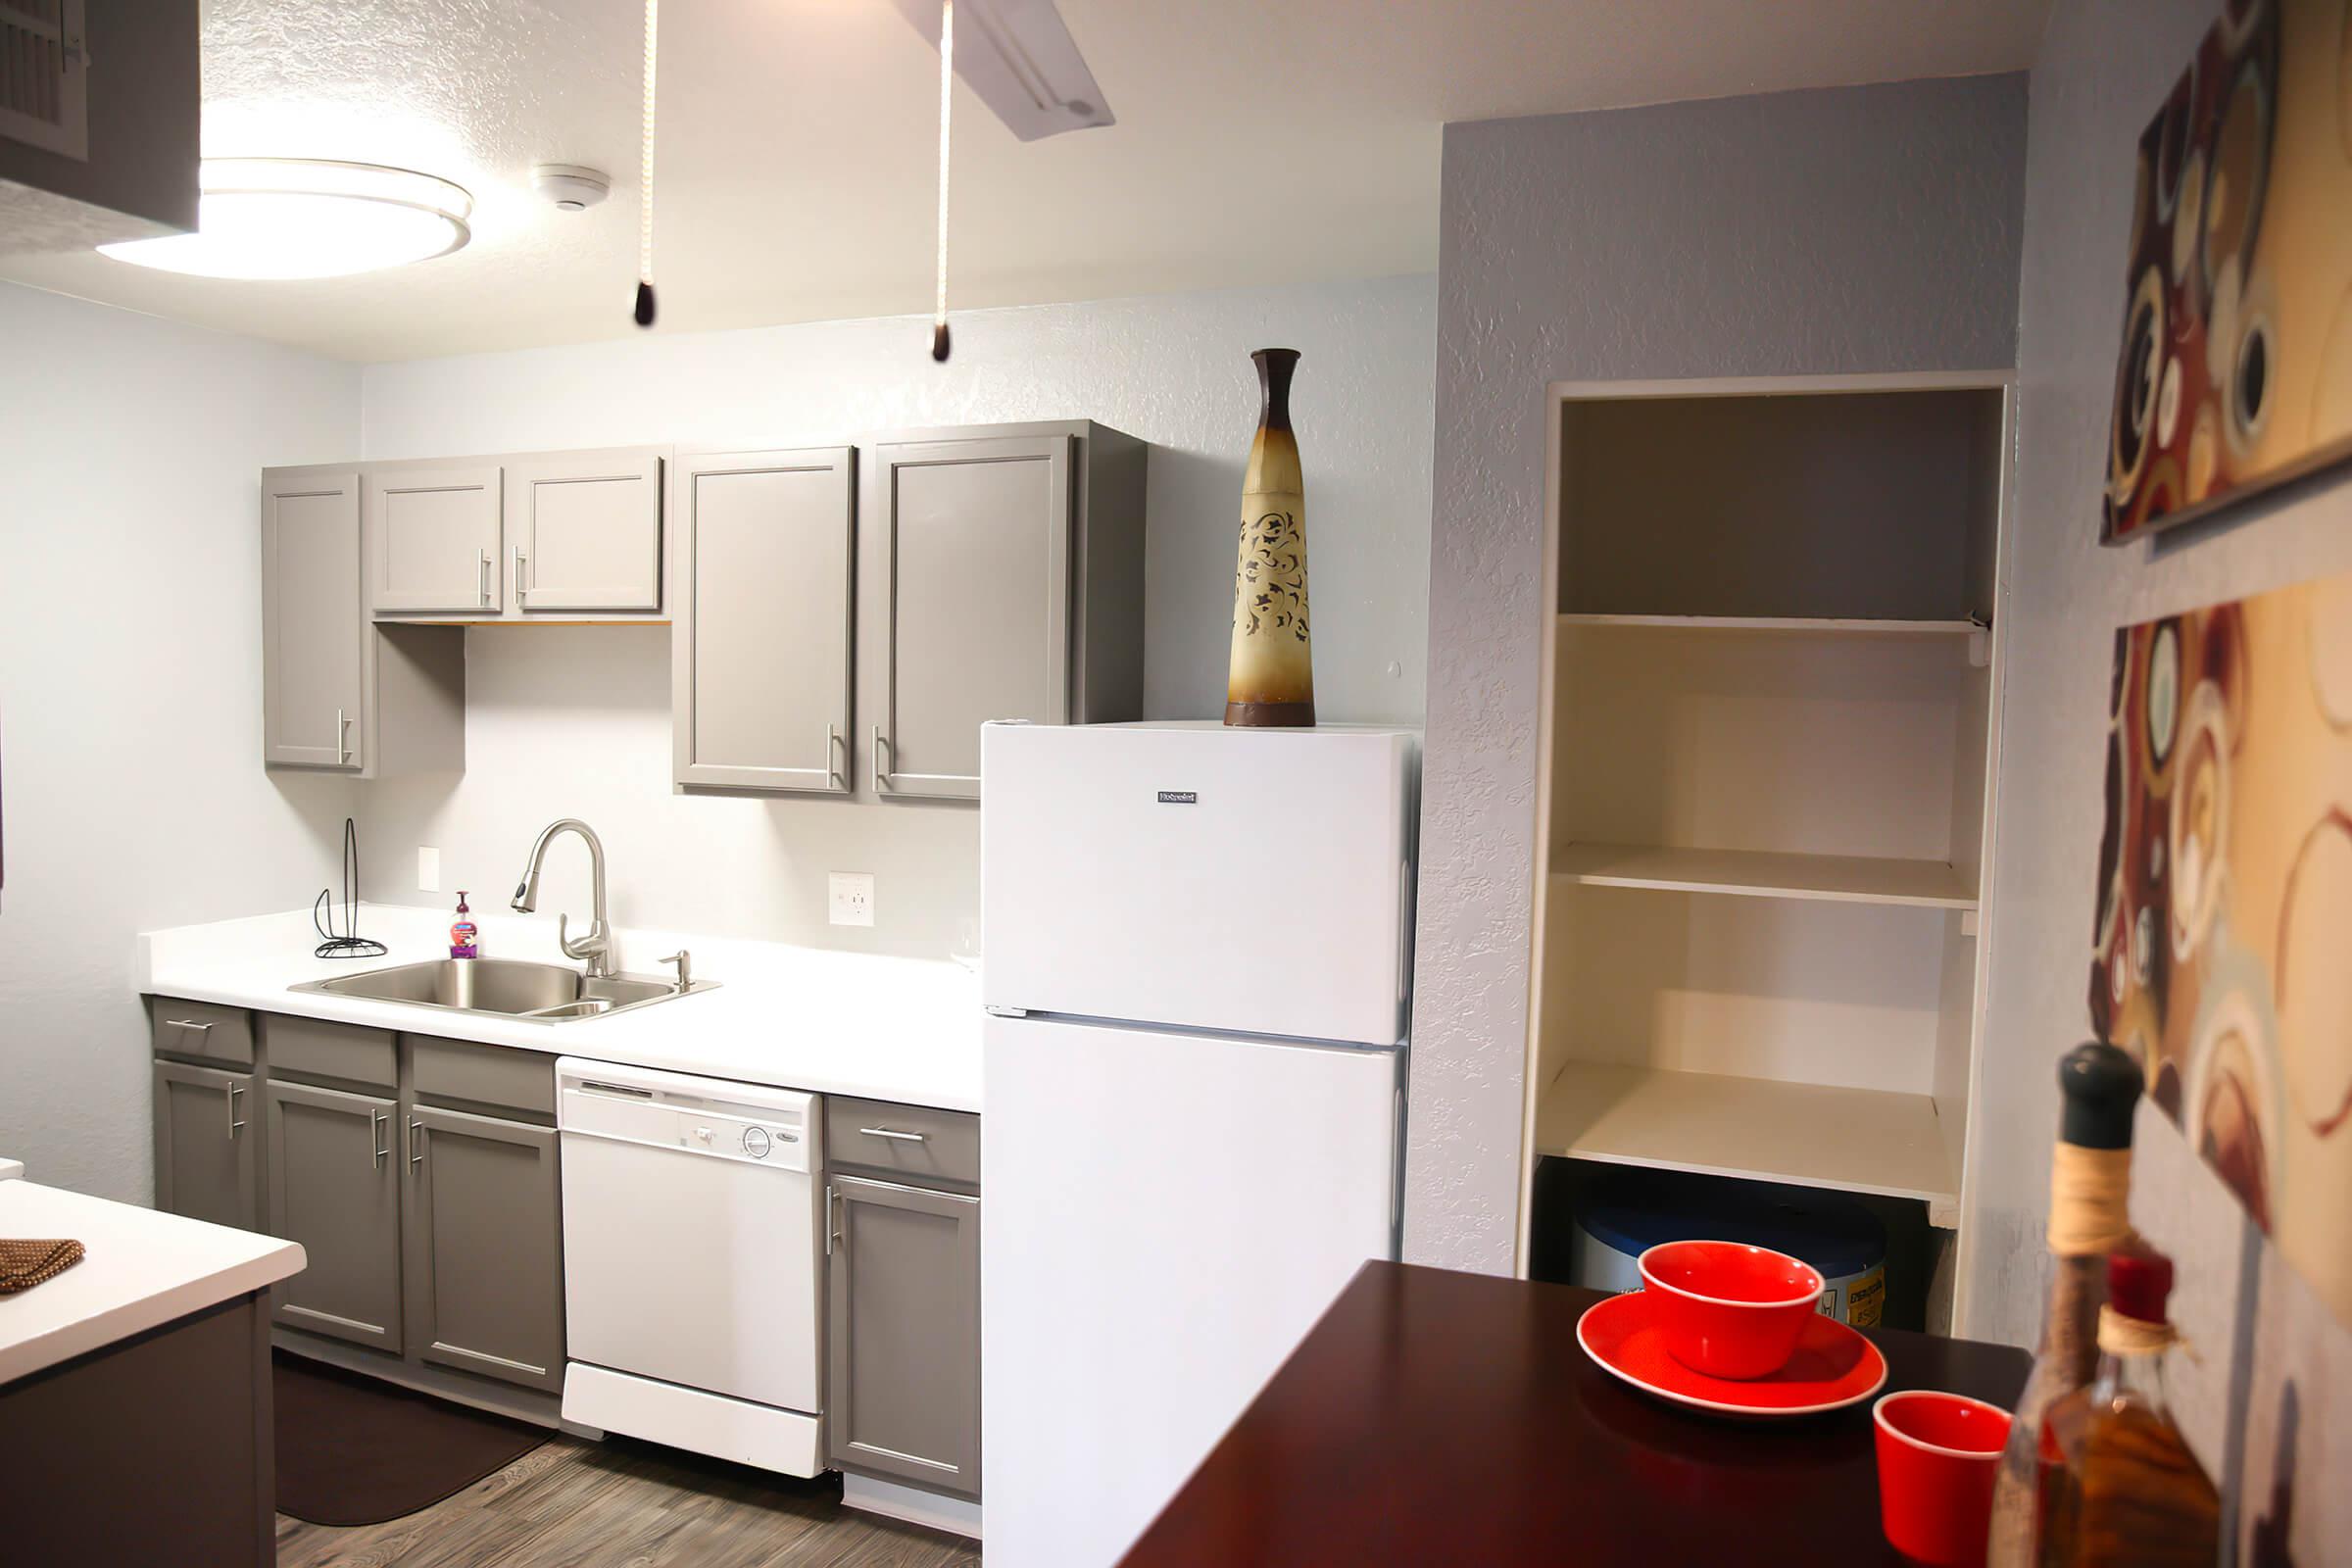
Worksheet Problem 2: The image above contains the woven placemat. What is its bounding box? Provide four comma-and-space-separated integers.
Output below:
0, 1238, 86, 1294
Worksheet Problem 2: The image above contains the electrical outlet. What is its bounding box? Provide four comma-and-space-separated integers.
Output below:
417, 847, 441, 893
828, 871, 875, 927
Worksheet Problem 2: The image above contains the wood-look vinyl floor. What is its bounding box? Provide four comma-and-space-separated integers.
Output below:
275, 1435, 982, 1568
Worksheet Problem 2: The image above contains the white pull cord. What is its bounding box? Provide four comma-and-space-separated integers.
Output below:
634, 0, 660, 326
931, 0, 954, 361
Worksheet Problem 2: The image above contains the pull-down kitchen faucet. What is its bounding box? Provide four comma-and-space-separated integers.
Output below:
511, 818, 614, 978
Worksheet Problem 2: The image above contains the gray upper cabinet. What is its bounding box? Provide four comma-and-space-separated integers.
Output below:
827, 1173, 982, 1497
368, 465, 503, 614
671, 447, 856, 793
266, 1078, 403, 1353
262, 469, 365, 770
506, 449, 664, 612
403, 1104, 564, 1394
264, 465, 466, 778
153, 1059, 259, 1234
860, 421, 1145, 800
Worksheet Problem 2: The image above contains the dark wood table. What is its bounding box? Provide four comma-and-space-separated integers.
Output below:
1120, 1261, 2030, 1566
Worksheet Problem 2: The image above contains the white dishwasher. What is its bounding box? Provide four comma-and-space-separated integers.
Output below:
556, 1058, 825, 1476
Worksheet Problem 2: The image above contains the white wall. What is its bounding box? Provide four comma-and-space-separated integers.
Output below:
1414, 77, 2028, 1273
353, 276, 1436, 956
1981, 3, 2348, 1554
0, 282, 361, 1200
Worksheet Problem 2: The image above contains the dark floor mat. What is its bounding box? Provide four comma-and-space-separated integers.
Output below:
273, 1349, 548, 1527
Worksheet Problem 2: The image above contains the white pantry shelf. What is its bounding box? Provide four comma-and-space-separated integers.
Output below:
1534, 1060, 1960, 1214
1551, 843, 1976, 910
1558, 612, 1983, 637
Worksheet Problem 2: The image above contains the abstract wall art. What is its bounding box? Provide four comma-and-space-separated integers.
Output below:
2091, 572, 2352, 1327
2100, 0, 2352, 544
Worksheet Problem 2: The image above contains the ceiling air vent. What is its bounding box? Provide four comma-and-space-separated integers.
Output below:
0, 0, 88, 161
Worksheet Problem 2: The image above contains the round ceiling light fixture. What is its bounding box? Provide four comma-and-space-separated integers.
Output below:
99, 159, 473, 279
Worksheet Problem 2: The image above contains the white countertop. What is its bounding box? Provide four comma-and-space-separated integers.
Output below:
137, 906, 983, 1112
0, 1180, 305, 1385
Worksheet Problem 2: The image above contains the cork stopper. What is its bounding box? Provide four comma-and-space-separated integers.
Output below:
2108, 1243, 2175, 1325
2059, 1041, 2141, 1149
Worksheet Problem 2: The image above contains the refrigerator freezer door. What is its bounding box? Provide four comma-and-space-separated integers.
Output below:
982, 1013, 1403, 1568
981, 722, 1415, 1046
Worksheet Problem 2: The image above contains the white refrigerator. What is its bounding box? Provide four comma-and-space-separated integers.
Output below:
980, 720, 1417, 1567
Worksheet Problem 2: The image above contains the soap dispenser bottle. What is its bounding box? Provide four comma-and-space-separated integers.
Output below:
450, 893, 479, 959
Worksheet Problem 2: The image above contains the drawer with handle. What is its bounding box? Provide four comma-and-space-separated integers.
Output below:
823, 1096, 979, 1187
148, 998, 257, 1067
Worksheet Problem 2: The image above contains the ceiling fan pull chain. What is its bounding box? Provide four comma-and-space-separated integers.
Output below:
932, 0, 954, 362
634, 0, 660, 327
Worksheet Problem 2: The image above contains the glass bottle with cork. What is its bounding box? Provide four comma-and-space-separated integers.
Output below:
2033, 1241, 2220, 1565
1985, 1042, 2143, 1566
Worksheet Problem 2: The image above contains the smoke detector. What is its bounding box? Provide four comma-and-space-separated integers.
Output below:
531, 165, 611, 212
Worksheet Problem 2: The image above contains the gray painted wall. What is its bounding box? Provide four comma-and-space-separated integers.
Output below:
1412, 76, 2028, 1272
354, 277, 1436, 956
0, 282, 360, 1202
1984, 3, 2347, 1553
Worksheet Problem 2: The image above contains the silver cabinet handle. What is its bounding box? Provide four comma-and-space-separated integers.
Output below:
825, 1186, 841, 1255
335, 708, 352, 764
825, 724, 845, 789
871, 725, 892, 790
409, 1118, 425, 1169
513, 546, 529, 600
858, 1126, 926, 1143
477, 548, 492, 607
225, 1082, 246, 1137
166, 1018, 214, 1036
370, 1108, 388, 1167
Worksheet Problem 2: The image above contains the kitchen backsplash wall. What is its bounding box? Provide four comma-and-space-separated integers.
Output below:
0, 283, 363, 1203
353, 275, 1437, 956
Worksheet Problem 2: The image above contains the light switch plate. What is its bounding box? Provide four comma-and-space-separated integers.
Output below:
829, 871, 875, 927
417, 846, 441, 894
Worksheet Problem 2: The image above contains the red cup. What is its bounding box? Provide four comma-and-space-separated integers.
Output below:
1873, 1390, 2011, 1565
1637, 1240, 1826, 1379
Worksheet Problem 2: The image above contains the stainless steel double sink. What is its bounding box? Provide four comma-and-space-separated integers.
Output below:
290, 957, 713, 1024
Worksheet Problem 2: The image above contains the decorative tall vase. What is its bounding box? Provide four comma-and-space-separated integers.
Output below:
1225, 348, 1315, 727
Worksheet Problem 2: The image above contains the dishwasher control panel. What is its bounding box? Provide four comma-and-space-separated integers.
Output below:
556, 1058, 816, 1174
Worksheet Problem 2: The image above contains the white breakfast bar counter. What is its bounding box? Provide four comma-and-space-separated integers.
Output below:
1, 1177, 305, 1566
137, 905, 984, 1111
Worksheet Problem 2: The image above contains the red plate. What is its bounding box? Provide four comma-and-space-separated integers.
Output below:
1576, 1289, 1887, 1419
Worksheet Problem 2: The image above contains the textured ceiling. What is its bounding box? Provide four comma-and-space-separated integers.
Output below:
0, 0, 2053, 361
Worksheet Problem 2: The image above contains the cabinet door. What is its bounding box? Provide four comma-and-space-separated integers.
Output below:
266, 1079, 402, 1352
261, 470, 364, 769
368, 465, 502, 613
508, 449, 664, 612
827, 1174, 981, 1497
672, 448, 855, 792
403, 1105, 564, 1393
153, 1060, 258, 1233
868, 436, 1071, 799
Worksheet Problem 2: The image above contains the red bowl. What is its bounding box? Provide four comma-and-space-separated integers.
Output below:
1637, 1240, 1827, 1379
1873, 1391, 2010, 1566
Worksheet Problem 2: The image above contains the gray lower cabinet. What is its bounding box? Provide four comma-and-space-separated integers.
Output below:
826, 1172, 982, 1498
403, 1104, 565, 1394
153, 1059, 259, 1232
671, 447, 858, 792
860, 421, 1145, 800
266, 1078, 404, 1353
